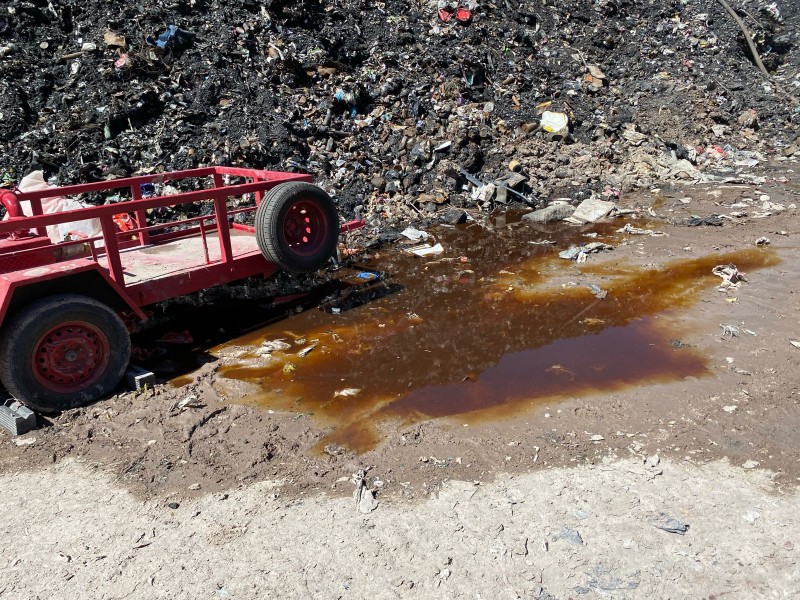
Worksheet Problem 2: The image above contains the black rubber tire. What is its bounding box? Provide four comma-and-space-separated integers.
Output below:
0, 294, 131, 413
255, 182, 339, 273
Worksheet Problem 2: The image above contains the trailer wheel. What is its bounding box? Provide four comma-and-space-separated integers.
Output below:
0, 294, 131, 413
255, 182, 339, 273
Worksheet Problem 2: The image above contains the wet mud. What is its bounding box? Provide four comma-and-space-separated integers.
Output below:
211, 219, 780, 452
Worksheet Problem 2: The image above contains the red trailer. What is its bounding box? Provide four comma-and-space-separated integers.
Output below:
0, 166, 363, 413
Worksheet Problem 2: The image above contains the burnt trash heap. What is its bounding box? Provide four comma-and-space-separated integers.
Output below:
0, 0, 798, 230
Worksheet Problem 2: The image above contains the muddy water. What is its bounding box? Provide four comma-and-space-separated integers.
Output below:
213, 218, 780, 452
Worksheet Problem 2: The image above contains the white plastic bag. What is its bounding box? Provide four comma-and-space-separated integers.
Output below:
11, 171, 103, 244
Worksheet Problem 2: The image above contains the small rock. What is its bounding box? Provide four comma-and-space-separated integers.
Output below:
570, 198, 616, 223
12, 437, 36, 446
167, 502, 180, 510
441, 209, 468, 225
559, 246, 582, 260
737, 109, 758, 129
522, 203, 575, 224
742, 460, 760, 469
554, 527, 583, 545
743, 510, 760, 523
353, 470, 379, 513
650, 513, 689, 535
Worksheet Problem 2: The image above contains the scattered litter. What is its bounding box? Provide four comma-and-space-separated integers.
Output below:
353, 271, 380, 283
761, 201, 786, 213
713, 264, 747, 290
569, 198, 616, 223
103, 30, 126, 48
720, 324, 740, 338
559, 246, 583, 260
12, 436, 36, 446
583, 243, 613, 254
13, 171, 103, 243
146, 24, 195, 50
260, 340, 292, 353
743, 510, 761, 524
790, 341, 800, 349
589, 434, 605, 441
282, 362, 296, 374
438, 6, 472, 23
650, 513, 689, 535
171, 395, 205, 412
723, 405, 737, 413
541, 111, 569, 136
352, 469, 379, 513
298, 344, 317, 358
742, 460, 760, 469
755, 237, 770, 246
334, 388, 361, 398
559, 242, 614, 262
408, 243, 444, 257
588, 284, 608, 299
617, 223, 667, 237
324, 444, 345, 456
688, 216, 723, 227
114, 54, 131, 69
400, 227, 429, 242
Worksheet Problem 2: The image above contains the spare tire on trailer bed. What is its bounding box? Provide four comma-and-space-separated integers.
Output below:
255, 182, 339, 273
0, 294, 131, 413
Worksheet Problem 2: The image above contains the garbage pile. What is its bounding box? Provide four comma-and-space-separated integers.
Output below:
0, 0, 798, 229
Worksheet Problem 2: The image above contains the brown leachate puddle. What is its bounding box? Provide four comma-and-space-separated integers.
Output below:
214, 219, 780, 452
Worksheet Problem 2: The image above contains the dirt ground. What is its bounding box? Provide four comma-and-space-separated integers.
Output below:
1, 163, 800, 598
2, 456, 799, 599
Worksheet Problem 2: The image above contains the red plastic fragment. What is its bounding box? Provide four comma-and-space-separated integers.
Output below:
113, 213, 135, 232
455, 7, 472, 21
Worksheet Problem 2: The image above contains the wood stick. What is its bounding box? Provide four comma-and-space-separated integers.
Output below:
715, 0, 770, 77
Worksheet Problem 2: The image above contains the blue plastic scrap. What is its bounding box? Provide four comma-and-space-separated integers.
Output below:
147, 25, 195, 50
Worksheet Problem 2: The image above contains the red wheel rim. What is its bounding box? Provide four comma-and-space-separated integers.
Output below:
32, 321, 111, 393
282, 200, 329, 257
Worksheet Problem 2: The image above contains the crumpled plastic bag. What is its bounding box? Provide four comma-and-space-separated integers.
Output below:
11, 171, 103, 244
